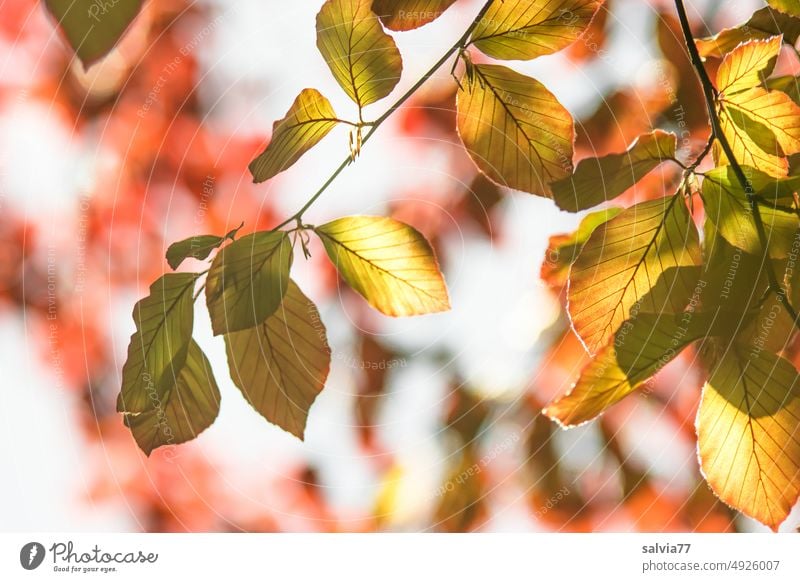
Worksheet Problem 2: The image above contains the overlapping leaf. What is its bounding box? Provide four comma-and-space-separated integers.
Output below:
316, 0, 403, 108
768, 0, 800, 17
166, 224, 243, 270
225, 280, 331, 439
249, 89, 340, 183
119, 273, 198, 414
702, 165, 800, 258
315, 215, 450, 316
698, 347, 800, 531
551, 130, 677, 212
457, 64, 574, 197
697, 8, 800, 58
568, 195, 701, 354
44, 0, 143, 67
372, 0, 458, 31
123, 341, 221, 455
546, 312, 711, 426
205, 231, 293, 335
716, 36, 782, 95
469, 0, 602, 61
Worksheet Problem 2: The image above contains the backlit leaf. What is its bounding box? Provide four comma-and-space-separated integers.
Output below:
698, 347, 800, 531
44, 0, 143, 67
697, 8, 800, 58
768, 0, 800, 17
249, 89, 340, 183
372, 0, 458, 31
702, 165, 800, 258
225, 280, 331, 439
545, 311, 711, 426
718, 87, 800, 177
122, 341, 221, 456
205, 231, 293, 335
767, 75, 800, 105
316, 0, 403, 108
469, 0, 602, 61
541, 207, 622, 287
716, 36, 781, 96
457, 64, 574, 197
315, 215, 450, 316
119, 273, 198, 414
551, 130, 678, 212
568, 195, 701, 354
166, 224, 243, 270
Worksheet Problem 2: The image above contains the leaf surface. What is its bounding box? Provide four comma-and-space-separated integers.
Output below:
372, 0, 458, 31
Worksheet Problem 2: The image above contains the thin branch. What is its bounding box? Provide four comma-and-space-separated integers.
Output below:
674, 0, 800, 328
271, 0, 495, 232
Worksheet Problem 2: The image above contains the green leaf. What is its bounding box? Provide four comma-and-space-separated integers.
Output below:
166, 224, 243, 270
249, 89, 340, 183
44, 0, 143, 68
716, 36, 781, 96
118, 273, 198, 414
225, 280, 331, 439
469, 0, 602, 61
568, 195, 701, 354
545, 311, 710, 426
457, 63, 574, 197
767, 0, 800, 17
315, 215, 450, 316
702, 165, 800, 258
316, 0, 403, 108
697, 8, 800, 58
372, 0, 458, 31
551, 130, 677, 212
205, 231, 293, 335
541, 207, 623, 287
122, 341, 221, 456
698, 346, 800, 531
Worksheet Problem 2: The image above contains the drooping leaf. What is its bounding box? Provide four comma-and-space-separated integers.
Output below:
44, 0, 143, 67
315, 215, 450, 316
119, 273, 198, 414
205, 231, 293, 335
697, 346, 800, 531
122, 341, 221, 456
541, 207, 623, 287
697, 8, 800, 58
224, 280, 331, 439
249, 89, 340, 183
718, 87, 800, 177
568, 195, 701, 354
469, 0, 602, 61
457, 64, 574, 197
545, 311, 711, 426
372, 0, 458, 31
767, 0, 800, 17
702, 165, 800, 258
316, 0, 403, 108
716, 36, 781, 96
166, 224, 243, 270
551, 130, 678, 212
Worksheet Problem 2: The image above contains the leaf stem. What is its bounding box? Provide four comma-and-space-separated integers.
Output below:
674, 0, 800, 328
271, 0, 496, 232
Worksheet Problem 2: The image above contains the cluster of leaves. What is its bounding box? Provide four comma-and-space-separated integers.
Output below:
43, 0, 800, 530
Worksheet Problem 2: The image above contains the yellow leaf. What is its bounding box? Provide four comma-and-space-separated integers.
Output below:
457, 64, 574, 197
469, 0, 602, 61
122, 341, 221, 456
225, 281, 330, 439
697, 8, 800, 58
568, 195, 701, 354
698, 347, 800, 531
372, 0, 458, 31
545, 312, 710, 426
205, 231, 293, 335
716, 36, 781, 95
551, 130, 677, 212
768, 0, 800, 17
315, 215, 450, 316
249, 89, 339, 183
718, 87, 800, 177
316, 0, 403, 108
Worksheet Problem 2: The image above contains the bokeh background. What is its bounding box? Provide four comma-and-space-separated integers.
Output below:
1, 0, 799, 532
